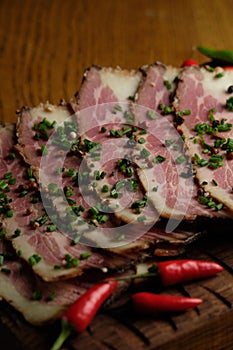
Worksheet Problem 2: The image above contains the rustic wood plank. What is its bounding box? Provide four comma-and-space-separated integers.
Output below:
1, 0, 233, 122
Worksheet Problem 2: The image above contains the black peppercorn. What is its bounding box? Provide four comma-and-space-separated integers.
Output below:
127, 139, 136, 148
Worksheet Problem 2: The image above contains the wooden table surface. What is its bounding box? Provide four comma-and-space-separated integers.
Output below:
1, 1, 233, 349
1, 0, 233, 123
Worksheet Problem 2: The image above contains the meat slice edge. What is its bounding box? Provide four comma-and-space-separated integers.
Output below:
134, 63, 231, 221
174, 66, 233, 215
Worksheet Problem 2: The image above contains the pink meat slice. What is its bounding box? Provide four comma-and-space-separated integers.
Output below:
14, 101, 157, 252
75, 65, 142, 109
175, 66, 233, 214
16, 102, 74, 180
75, 66, 159, 231
75, 65, 142, 142
15, 104, 98, 242
0, 238, 95, 325
0, 125, 135, 281
16, 72, 157, 246
134, 63, 230, 222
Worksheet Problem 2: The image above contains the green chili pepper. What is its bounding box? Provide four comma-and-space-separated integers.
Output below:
197, 46, 233, 65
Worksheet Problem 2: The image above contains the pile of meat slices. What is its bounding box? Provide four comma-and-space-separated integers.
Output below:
0, 62, 233, 326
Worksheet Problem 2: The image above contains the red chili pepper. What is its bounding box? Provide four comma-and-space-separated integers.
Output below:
113, 259, 223, 286
223, 66, 233, 70
132, 292, 202, 313
181, 59, 199, 67
157, 259, 223, 286
51, 279, 118, 350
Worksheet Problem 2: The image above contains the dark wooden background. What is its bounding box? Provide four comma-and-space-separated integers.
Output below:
1, 1, 233, 349
1, 0, 233, 122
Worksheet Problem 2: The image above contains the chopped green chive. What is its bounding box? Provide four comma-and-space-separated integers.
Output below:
164, 80, 172, 90
7, 152, 16, 159
41, 144, 48, 156
1, 267, 11, 274
138, 137, 146, 144
6, 210, 13, 217
175, 155, 186, 164
80, 252, 91, 260
137, 215, 147, 222
101, 126, 107, 133
48, 292, 57, 301
46, 224, 57, 232
32, 290, 42, 300
64, 254, 80, 268
19, 190, 28, 197
65, 168, 75, 177
215, 72, 224, 79
165, 138, 176, 147
12, 228, 21, 238
153, 155, 166, 163
147, 110, 157, 120
101, 185, 109, 193
140, 148, 151, 158
159, 104, 172, 114
28, 254, 42, 266
0, 255, 4, 266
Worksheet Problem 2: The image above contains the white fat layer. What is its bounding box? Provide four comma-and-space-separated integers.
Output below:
0, 275, 64, 325
135, 262, 152, 275
4, 219, 83, 281
30, 103, 72, 124
201, 67, 233, 98
108, 241, 150, 255
99, 69, 142, 101
163, 66, 180, 87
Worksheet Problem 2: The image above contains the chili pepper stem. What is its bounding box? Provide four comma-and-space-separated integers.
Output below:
108, 259, 223, 285
108, 272, 157, 282
50, 319, 73, 350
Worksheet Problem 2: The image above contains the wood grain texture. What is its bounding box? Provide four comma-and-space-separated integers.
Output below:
1, 0, 233, 122
1, 230, 233, 350
1, 1, 233, 349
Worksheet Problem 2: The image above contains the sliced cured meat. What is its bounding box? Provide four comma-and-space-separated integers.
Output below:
16, 104, 101, 243
175, 66, 233, 214
0, 238, 94, 325
0, 125, 136, 281
16, 70, 156, 247
75, 66, 158, 234
16, 102, 74, 181
75, 65, 142, 142
110, 220, 204, 257
76, 125, 159, 225
75, 65, 142, 110
16, 104, 155, 248
133, 63, 230, 223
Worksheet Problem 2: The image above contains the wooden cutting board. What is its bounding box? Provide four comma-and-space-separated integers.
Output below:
1, 227, 233, 350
